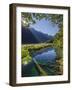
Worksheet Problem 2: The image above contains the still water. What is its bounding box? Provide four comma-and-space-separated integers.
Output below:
22, 48, 57, 77
34, 48, 57, 64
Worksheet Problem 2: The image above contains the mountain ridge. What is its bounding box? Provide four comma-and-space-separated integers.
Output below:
22, 26, 53, 44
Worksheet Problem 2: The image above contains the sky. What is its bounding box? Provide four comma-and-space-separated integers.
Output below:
30, 18, 59, 36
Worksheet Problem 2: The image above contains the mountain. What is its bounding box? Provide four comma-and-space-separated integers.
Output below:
30, 28, 53, 43
22, 27, 39, 44
22, 26, 53, 44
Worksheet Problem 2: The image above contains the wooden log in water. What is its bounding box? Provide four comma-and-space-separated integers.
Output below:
33, 58, 48, 76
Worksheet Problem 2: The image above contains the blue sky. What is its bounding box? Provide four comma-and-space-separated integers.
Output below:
30, 18, 59, 36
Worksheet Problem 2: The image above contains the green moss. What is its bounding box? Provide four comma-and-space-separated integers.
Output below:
21, 48, 32, 64
22, 55, 32, 64
21, 49, 29, 58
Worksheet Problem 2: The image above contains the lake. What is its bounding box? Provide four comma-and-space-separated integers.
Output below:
34, 48, 57, 64
22, 48, 57, 77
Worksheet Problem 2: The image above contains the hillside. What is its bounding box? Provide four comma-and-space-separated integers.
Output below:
22, 26, 53, 44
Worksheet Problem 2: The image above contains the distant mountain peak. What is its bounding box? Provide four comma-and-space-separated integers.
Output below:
22, 26, 53, 44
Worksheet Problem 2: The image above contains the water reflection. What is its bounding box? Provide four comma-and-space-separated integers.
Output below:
34, 48, 57, 64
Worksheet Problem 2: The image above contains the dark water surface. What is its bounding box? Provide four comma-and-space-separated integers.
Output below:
22, 48, 57, 77
34, 48, 57, 64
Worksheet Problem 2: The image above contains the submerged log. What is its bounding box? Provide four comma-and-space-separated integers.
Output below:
33, 58, 48, 76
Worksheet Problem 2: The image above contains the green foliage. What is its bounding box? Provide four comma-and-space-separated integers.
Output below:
47, 14, 63, 28
48, 14, 63, 49
22, 55, 32, 64
48, 14, 63, 73
21, 13, 63, 28
22, 43, 52, 55
21, 49, 29, 58
52, 23, 63, 74
21, 48, 32, 64
55, 58, 63, 75
53, 26, 63, 58
53, 31, 63, 59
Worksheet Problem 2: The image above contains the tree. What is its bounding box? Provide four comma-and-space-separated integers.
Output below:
21, 13, 63, 28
